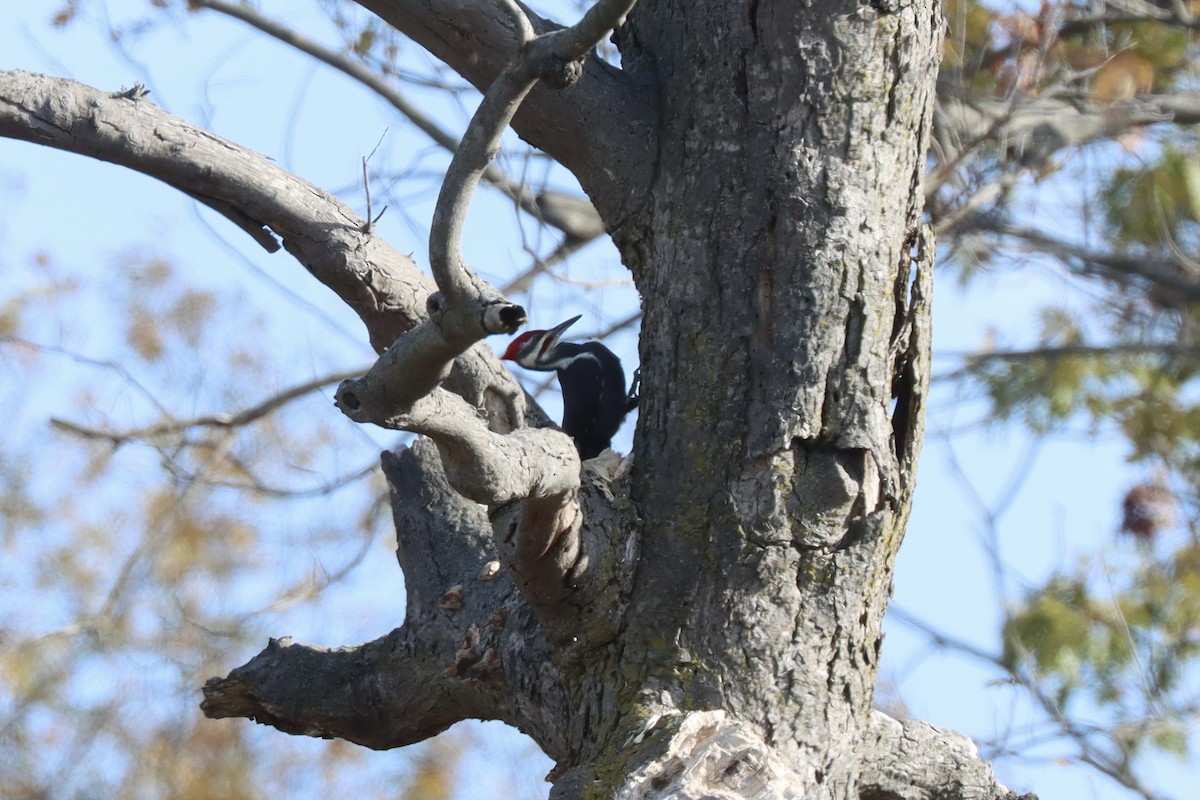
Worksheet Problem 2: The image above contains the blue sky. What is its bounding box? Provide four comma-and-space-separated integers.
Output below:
1, 3, 1192, 798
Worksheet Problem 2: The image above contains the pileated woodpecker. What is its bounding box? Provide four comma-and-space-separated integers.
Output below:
502, 315, 639, 459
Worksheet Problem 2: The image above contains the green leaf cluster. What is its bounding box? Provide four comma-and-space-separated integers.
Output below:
1003, 542, 1200, 757
1103, 144, 1200, 248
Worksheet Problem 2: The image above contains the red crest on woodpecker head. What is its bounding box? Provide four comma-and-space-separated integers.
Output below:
502, 316, 582, 365
502, 330, 542, 361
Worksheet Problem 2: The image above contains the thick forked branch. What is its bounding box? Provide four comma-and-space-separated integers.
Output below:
203, 440, 587, 762
201, 448, 477, 746
334, 0, 640, 647
200, 442, 531, 749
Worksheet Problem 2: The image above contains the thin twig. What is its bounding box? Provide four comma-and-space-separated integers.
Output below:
934, 342, 1200, 384
50, 367, 367, 444
0, 334, 169, 414
362, 128, 389, 232
429, 0, 637, 305
192, 0, 604, 243
979, 220, 1200, 302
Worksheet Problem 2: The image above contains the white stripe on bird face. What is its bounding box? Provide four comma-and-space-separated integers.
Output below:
540, 351, 601, 370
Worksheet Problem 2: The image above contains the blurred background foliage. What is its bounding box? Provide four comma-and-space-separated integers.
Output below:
1, 0, 1198, 798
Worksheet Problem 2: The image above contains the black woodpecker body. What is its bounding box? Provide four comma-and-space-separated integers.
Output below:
502, 315, 638, 460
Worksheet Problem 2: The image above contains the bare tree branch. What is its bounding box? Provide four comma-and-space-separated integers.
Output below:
191, 0, 606, 245
936, 89, 1200, 169
936, 343, 1200, 385
49, 367, 367, 443
0, 333, 168, 414
0, 69, 528, 433
353, 0, 656, 226
426, 0, 641, 309
202, 438, 607, 765
1059, 8, 1200, 37
978, 219, 1200, 303
201, 633, 490, 750
0, 70, 415, 343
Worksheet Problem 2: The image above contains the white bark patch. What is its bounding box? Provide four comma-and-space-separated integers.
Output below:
619, 711, 809, 800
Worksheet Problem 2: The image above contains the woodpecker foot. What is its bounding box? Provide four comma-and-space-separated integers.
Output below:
627, 367, 641, 410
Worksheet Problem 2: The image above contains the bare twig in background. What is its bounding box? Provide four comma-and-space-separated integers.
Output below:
50, 367, 368, 444
192, 0, 605, 245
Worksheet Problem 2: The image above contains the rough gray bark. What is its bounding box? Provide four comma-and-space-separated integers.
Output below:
603, 2, 947, 796
1, 0, 1032, 798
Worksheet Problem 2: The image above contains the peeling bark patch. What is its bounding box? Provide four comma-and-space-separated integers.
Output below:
620, 711, 816, 796
449, 653, 482, 678
489, 605, 510, 630
462, 647, 503, 683
439, 584, 465, 611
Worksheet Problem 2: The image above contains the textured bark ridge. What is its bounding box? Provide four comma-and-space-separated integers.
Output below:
2, 0, 1032, 798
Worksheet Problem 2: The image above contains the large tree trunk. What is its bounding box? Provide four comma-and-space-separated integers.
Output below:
560, 1, 943, 794
2, 0, 1031, 797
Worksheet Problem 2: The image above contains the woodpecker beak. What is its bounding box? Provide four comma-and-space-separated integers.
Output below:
546, 315, 583, 343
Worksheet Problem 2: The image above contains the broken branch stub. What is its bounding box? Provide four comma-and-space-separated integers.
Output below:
334, 301, 527, 424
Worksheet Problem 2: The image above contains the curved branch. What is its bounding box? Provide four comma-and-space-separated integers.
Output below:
342, 386, 580, 506
0, 70, 417, 342
428, 27, 540, 308
354, 0, 656, 226
201, 632, 490, 750
190, 0, 605, 245
428, 0, 637, 307
333, 0, 638, 449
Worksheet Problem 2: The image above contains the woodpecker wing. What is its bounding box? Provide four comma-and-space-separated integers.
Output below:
558, 351, 606, 457
506, 318, 632, 459
555, 343, 630, 459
